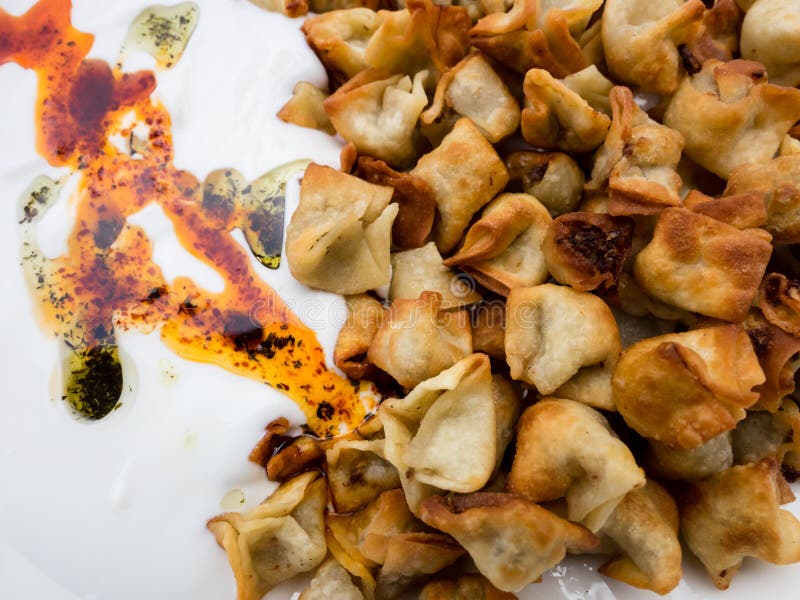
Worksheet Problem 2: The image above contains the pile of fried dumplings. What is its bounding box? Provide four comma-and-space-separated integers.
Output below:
206, 0, 800, 598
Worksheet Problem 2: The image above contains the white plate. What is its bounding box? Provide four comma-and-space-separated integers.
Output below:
1, 1, 799, 599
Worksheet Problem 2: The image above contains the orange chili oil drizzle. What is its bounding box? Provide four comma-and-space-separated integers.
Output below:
1, 0, 373, 436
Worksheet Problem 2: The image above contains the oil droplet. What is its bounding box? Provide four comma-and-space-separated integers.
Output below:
158, 357, 179, 386
220, 488, 245, 510
183, 430, 198, 450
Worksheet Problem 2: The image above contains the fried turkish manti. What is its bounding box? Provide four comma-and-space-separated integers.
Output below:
277, 82, 334, 135
326, 438, 401, 513
365, 0, 471, 76
740, 0, 800, 87
615, 272, 695, 323
421, 53, 520, 144
504, 151, 584, 216
679, 459, 800, 589
744, 309, 800, 411
207, 472, 327, 600
645, 433, 733, 481
380, 353, 496, 513
725, 155, 800, 244
468, 0, 536, 37
471, 301, 505, 360
302, 9, 382, 88
324, 69, 428, 169
587, 87, 685, 216
419, 574, 516, 600
781, 133, 800, 157
389, 242, 482, 308
491, 374, 522, 471
443, 193, 552, 296
760, 273, 800, 339
249, 0, 308, 17
299, 557, 364, 600
420, 493, 598, 592
612, 324, 765, 449
505, 284, 621, 395
367, 292, 473, 388
411, 118, 510, 253
602, 0, 705, 95
553, 363, 616, 412
286, 164, 398, 295
520, 68, 611, 152
355, 157, 435, 250
663, 60, 800, 179
683, 189, 767, 230
543, 212, 634, 292
265, 437, 324, 483
334, 294, 384, 380
732, 409, 794, 466
597, 480, 682, 595
507, 398, 645, 531
633, 208, 772, 322
683, 0, 742, 66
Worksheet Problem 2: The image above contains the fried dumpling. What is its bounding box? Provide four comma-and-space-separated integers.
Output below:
468, 0, 536, 37
420, 574, 516, 600
421, 52, 520, 143
505, 284, 621, 395
367, 292, 473, 388
302, 9, 382, 88
207, 472, 327, 600
286, 163, 398, 295
324, 69, 428, 168
419, 492, 599, 592
334, 294, 384, 380
375, 533, 465, 598
389, 242, 482, 308
277, 82, 334, 135
326, 438, 401, 513
411, 118, 510, 253
683, 0, 743, 66
520, 67, 611, 152
543, 212, 634, 292
725, 155, 800, 244
507, 398, 645, 531
598, 480, 683, 595
740, 0, 800, 87
645, 432, 733, 481
633, 207, 772, 322
471, 300, 505, 360
602, 0, 705, 95
743, 309, 800, 411
760, 273, 800, 340
490, 374, 523, 472
679, 460, 800, 589
732, 408, 795, 467
683, 189, 767, 230
504, 150, 585, 216
380, 354, 496, 513
444, 193, 552, 296
588, 86, 685, 216
663, 59, 800, 179
552, 363, 616, 412
299, 557, 364, 600
612, 324, 765, 449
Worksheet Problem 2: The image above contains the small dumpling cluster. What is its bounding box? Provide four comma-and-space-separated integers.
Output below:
210, 0, 800, 598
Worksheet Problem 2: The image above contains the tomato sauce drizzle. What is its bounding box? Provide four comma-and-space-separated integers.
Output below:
1, 0, 372, 436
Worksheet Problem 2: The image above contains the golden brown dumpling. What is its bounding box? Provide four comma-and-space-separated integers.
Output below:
645, 433, 733, 481
683, 189, 767, 230
299, 557, 364, 600
419, 492, 598, 592
444, 193, 552, 296
412, 118, 509, 253
207, 472, 327, 600
679, 460, 800, 589
612, 324, 765, 449
602, 0, 705, 95
504, 151, 585, 216
743, 309, 800, 411
740, 0, 800, 87
759, 273, 800, 339
471, 300, 505, 360
324, 69, 428, 168
326, 437, 401, 513
598, 480, 683, 595
375, 533, 465, 598
552, 363, 616, 412
505, 284, 621, 395
277, 82, 334, 135
663, 59, 800, 179
333, 294, 384, 380
286, 164, 398, 295
633, 207, 772, 322
419, 574, 516, 600
367, 292, 473, 388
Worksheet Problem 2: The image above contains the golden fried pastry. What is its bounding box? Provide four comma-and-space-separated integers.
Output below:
207, 472, 327, 600
468, 0, 537, 37
598, 480, 683, 595
683, 0, 743, 66
664, 59, 800, 179
543, 212, 634, 292
326, 438, 401, 513
553, 363, 616, 412
602, 0, 705, 95
740, 0, 800, 87
683, 189, 767, 230
286, 164, 398, 295
588, 87, 685, 216
732, 409, 794, 466
375, 533, 465, 598
277, 81, 334, 135
504, 150, 585, 216
645, 433, 733, 481
380, 354, 496, 512
419, 492, 598, 592
324, 69, 428, 168
389, 242, 482, 308
412, 118, 509, 253
743, 309, 800, 411
299, 557, 364, 600
679, 460, 800, 589
613, 324, 765, 449
760, 273, 800, 339
334, 294, 384, 380
471, 301, 506, 360
633, 207, 772, 322
490, 374, 523, 472
505, 284, 621, 395
444, 193, 552, 296
420, 574, 516, 600
367, 292, 473, 388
